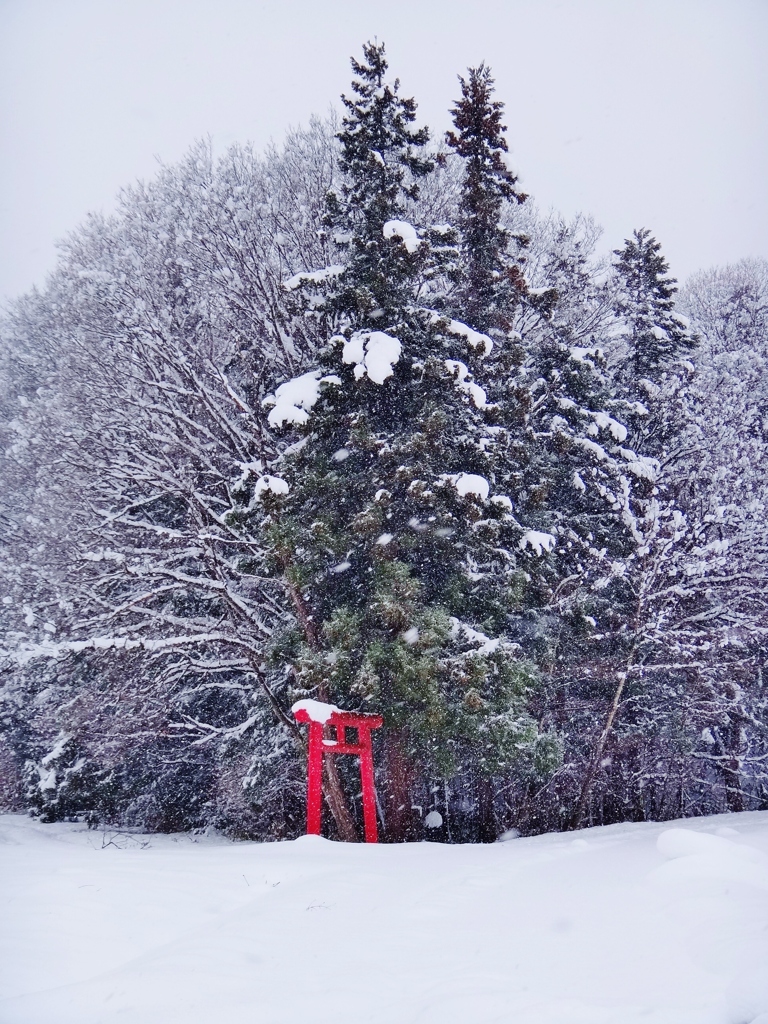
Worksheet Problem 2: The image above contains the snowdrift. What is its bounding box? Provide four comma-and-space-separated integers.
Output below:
1, 811, 767, 1024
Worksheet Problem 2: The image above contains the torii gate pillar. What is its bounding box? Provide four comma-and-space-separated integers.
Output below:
292, 700, 383, 843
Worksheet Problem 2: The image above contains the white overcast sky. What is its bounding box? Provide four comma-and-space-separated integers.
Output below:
1, 0, 766, 303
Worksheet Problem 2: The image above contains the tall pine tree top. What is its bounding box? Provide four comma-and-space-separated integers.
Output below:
446, 63, 527, 334
612, 228, 697, 461
325, 41, 434, 322
614, 228, 695, 382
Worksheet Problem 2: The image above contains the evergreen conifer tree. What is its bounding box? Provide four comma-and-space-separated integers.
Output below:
541, 230, 695, 827
492, 232, 662, 829
612, 229, 697, 462
614, 228, 694, 383
608, 232, 698, 581
446, 64, 527, 335
258, 43, 550, 842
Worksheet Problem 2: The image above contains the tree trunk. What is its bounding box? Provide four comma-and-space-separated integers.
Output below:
720, 702, 745, 813
722, 754, 745, 813
283, 580, 358, 841
571, 670, 628, 830
323, 752, 358, 842
383, 729, 419, 842
476, 775, 497, 843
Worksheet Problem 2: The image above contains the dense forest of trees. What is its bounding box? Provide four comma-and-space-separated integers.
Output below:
1, 42, 767, 841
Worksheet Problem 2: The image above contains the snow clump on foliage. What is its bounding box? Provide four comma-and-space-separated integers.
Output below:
450, 618, 501, 655
442, 472, 490, 501
519, 530, 556, 556
341, 331, 402, 384
283, 265, 346, 291
445, 317, 494, 357
253, 476, 289, 501
445, 359, 489, 409
424, 312, 494, 356
383, 220, 421, 253
264, 371, 342, 427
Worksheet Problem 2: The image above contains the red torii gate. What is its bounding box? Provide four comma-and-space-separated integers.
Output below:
292, 699, 383, 843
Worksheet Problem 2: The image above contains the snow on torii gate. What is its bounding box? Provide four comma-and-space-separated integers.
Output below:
291, 699, 383, 843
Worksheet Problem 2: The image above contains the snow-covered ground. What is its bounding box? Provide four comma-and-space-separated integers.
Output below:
1, 811, 768, 1024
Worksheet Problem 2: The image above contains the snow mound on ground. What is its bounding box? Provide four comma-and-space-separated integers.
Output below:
650, 826, 768, 1024
2, 811, 768, 1024
657, 827, 768, 864
653, 827, 768, 891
